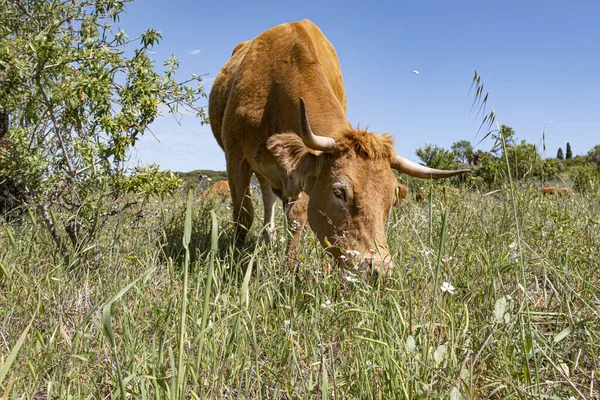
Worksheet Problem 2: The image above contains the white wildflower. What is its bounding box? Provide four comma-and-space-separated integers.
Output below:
440, 282, 455, 294
345, 272, 359, 283
320, 299, 334, 312
345, 249, 360, 258
508, 241, 520, 262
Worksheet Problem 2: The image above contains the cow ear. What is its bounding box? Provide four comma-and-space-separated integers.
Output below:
267, 133, 325, 193
394, 183, 408, 206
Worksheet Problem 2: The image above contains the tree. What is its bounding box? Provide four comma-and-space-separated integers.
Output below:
587, 144, 600, 166
570, 164, 600, 192
0, 1, 207, 259
473, 139, 557, 188
415, 144, 455, 170
566, 142, 573, 159
491, 125, 516, 154
557, 147, 564, 160
451, 140, 474, 164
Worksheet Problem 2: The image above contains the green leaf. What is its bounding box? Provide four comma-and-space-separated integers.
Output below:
553, 327, 571, 343
406, 335, 416, 353
433, 344, 447, 367
493, 296, 507, 324
0, 307, 36, 383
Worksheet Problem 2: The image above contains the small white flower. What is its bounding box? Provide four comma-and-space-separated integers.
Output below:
440, 281, 455, 294
339, 255, 347, 261
345, 272, 359, 283
345, 249, 360, 258
283, 320, 291, 331
320, 300, 334, 312
509, 241, 518, 250
442, 256, 454, 263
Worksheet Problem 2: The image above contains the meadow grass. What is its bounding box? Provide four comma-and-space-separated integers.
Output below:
1, 184, 599, 399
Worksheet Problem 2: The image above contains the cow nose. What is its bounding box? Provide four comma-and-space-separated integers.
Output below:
360, 253, 394, 278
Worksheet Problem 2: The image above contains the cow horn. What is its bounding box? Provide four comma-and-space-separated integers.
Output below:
298, 97, 336, 152
391, 154, 471, 179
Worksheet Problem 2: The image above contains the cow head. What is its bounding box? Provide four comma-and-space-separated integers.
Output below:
267, 98, 469, 276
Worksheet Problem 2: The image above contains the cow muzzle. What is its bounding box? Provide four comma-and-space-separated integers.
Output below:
340, 248, 394, 278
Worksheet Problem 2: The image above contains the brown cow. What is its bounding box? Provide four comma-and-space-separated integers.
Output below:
536, 186, 569, 197
209, 20, 469, 276
394, 183, 409, 206
557, 187, 570, 196
203, 180, 230, 200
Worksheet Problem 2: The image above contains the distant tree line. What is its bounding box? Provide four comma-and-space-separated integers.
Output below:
414, 126, 600, 192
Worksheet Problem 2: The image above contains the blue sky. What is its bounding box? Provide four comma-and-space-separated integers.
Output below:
120, 0, 600, 172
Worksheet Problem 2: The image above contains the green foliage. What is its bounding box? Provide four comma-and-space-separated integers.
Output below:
491, 124, 516, 154
160, 192, 231, 263
566, 142, 573, 159
570, 163, 600, 192
0, 0, 206, 258
540, 157, 559, 178
451, 140, 474, 164
587, 144, 600, 166
504, 140, 543, 180
557, 147, 564, 160
473, 139, 558, 188
464, 122, 563, 188
415, 144, 456, 169
563, 155, 588, 169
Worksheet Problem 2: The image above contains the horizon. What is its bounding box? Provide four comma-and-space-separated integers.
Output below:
120, 0, 599, 172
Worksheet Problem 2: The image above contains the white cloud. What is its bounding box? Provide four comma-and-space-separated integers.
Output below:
189, 49, 201, 56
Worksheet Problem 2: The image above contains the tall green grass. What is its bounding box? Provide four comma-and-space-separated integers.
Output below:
1, 184, 598, 398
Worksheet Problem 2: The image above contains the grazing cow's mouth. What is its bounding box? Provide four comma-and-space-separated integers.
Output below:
335, 247, 394, 278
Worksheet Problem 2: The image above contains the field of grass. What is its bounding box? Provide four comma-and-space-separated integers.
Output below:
1, 183, 599, 399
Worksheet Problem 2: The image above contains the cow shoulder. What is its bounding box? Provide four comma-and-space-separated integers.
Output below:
294, 20, 347, 112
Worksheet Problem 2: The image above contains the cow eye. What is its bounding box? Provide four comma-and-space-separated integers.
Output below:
333, 187, 346, 201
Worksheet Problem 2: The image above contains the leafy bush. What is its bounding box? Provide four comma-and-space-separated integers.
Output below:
473, 140, 558, 188
415, 144, 457, 169
0, 0, 207, 260
570, 163, 600, 192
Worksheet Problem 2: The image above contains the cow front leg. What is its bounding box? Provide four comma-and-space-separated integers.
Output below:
285, 192, 309, 262
227, 158, 254, 249
256, 174, 278, 244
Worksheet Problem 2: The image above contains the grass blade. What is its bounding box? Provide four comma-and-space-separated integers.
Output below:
102, 267, 156, 400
